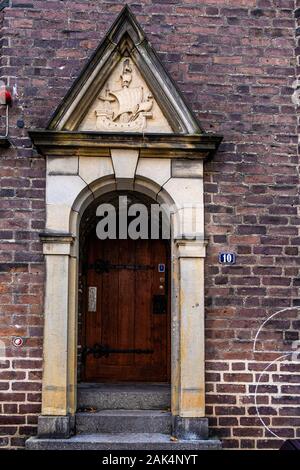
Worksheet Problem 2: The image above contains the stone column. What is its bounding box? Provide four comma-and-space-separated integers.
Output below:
37, 233, 76, 438
172, 239, 208, 440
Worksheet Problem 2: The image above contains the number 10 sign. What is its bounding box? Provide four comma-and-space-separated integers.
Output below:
218, 252, 236, 265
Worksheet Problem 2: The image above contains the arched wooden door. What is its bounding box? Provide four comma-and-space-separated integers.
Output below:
82, 234, 171, 382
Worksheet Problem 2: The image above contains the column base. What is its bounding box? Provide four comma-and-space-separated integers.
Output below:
38, 415, 75, 439
172, 416, 209, 440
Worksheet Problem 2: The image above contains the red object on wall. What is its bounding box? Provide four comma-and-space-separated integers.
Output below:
0, 87, 12, 105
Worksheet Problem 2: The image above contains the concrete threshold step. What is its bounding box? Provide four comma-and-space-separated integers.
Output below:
76, 410, 171, 434
77, 382, 171, 410
26, 433, 221, 450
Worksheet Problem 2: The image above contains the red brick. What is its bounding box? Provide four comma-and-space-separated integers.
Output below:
0, 416, 25, 425
223, 373, 253, 383
0, 427, 18, 436
216, 384, 246, 393
0, 393, 25, 402
233, 428, 264, 437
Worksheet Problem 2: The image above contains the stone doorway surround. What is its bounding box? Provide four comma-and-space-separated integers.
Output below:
28, 6, 222, 440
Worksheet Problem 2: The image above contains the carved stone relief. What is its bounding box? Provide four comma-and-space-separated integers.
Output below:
79, 57, 172, 133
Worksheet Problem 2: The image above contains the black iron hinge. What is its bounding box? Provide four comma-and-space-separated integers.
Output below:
82, 343, 153, 362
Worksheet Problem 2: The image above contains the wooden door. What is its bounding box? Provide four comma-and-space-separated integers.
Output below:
82, 234, 170, 382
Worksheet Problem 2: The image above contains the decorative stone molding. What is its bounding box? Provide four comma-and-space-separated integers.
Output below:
28, 5, 222, 440
28, 131, 222, 159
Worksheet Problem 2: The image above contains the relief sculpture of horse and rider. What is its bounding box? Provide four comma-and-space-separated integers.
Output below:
79, 57, 172, 133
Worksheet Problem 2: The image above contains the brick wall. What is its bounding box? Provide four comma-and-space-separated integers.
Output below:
0, 0, 299, 449
203, 0, 300, 449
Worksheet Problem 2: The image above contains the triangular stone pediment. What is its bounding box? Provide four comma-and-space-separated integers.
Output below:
79, 55, 172, 133
47, 5, 202, 135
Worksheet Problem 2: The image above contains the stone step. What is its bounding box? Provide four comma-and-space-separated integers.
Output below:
26, 434, 222, 450
77, 383, 171, 410
76, 410, 171, 434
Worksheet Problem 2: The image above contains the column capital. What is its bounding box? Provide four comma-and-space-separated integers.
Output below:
175, 238, 208, 258
39, 232, 75, 256
39, 231, 74, 243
